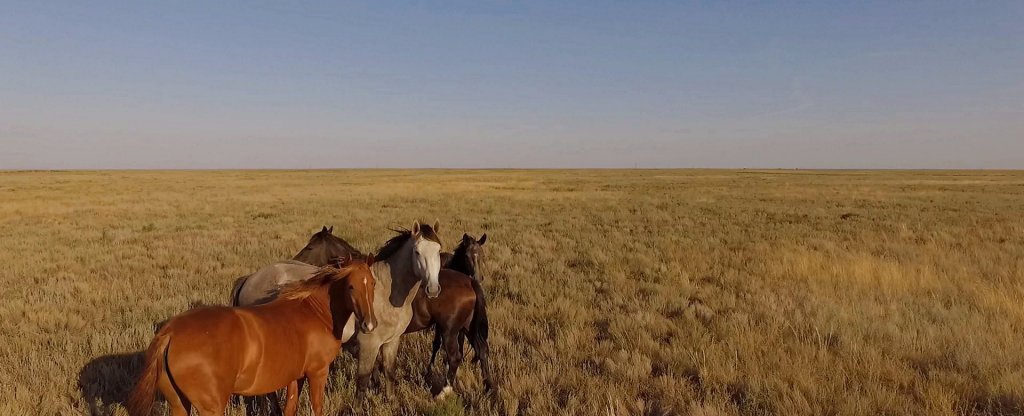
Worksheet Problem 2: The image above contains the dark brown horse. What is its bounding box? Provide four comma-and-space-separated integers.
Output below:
406, 232, 495, 396
441, 233, 487, 282
128, 259, 377, 416
293, 225, 364, 266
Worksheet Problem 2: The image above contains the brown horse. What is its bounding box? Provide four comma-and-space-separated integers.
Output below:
406, 233, 495, 396
293, 225, 364, 266
441, 233, 487, 282
128, 258, 378, 416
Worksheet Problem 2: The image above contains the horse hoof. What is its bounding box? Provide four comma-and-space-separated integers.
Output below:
434, 385, 453, 400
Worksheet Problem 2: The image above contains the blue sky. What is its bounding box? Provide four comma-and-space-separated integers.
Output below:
2, 1, 1022, 168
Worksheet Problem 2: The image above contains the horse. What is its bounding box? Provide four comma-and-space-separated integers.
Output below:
330, 220, 442, 394
231, 222, 446, 398
127, 259, 378, 416
230, 226, 363, 307
406, 232, 495, 397
232, 260, 320, 307
441, 233, 487, 282
229, 228, 368, 415
293, 225, 364, 266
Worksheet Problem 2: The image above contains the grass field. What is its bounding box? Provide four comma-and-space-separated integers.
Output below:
1, 169, 1022, 416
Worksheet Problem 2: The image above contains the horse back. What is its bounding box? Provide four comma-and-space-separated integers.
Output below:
235, 261, 320, 307
160, 307, 250, 394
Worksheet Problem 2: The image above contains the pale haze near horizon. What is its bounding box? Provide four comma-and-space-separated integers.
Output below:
2, 1, 1022, 169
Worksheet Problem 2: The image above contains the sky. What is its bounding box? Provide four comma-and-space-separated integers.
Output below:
1, 1, 1022, 169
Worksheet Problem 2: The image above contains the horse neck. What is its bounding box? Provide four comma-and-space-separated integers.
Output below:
300, 287, 338, 335
377, 238, 418, 291
448, 250, 471, 275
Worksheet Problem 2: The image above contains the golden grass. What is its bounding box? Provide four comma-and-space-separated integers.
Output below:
1, 169, 1022, 415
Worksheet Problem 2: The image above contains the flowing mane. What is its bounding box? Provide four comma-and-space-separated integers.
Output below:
278, 265, 356, 300
375, 224, 441, 261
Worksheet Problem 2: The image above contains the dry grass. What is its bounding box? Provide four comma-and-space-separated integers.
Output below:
1, 169, 1023, 416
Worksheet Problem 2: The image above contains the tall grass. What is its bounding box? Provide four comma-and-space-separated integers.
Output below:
0, 169, 1021, 415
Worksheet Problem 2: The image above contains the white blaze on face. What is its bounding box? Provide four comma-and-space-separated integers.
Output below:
362, 274, 375, 332
415, 238, 442, 298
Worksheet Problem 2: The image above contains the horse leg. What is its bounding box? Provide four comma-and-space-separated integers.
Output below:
190, 389, 230, 416
267, 391, 284, 416
157, 364, 191, 416
283, 379, 301, 416
171, 400, 192, 416
243, 396, 258, 416
355, 341, 382, 394
440, 328, 463, 398
471, 330, 497, 394
429, 327, 443, 369
459, 331, 476, 363
195, 398, 230, 416
380, 340, 402, 381
307, 369, 329, 416
425, 327, 443, 384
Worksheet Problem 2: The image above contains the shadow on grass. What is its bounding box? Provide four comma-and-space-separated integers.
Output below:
78, 351, 145, 415
967, 392, 1024, 416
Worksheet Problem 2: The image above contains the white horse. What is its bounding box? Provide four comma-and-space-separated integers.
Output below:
344, 221, 442, 392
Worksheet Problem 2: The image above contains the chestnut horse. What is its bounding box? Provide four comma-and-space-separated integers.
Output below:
406, 232, 495, 396
127, 259, 377, 416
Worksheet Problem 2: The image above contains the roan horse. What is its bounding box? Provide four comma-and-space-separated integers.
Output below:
127, 260, 378, 416
406, 233, 495, 396
345, 221, 443, 392
230, 226, 364, 307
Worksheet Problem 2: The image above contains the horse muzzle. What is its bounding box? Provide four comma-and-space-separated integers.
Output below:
360, 320, 377, 334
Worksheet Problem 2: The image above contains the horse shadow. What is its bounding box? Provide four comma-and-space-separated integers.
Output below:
78, 351, 146, 415
78, 303, 220, 415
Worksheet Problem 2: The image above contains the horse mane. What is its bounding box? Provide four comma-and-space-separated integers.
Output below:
452, 236, 471, 257
375, 224, 441, 261
278, 265, 356, 300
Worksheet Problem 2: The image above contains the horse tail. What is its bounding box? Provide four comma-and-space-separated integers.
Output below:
230, 275, 248, 306
468, 279, 489, 359
467, 278, 496, 393
127, 331, 171, 416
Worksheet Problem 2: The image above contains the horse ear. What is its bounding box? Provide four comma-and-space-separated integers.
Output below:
412, 221, 421, 235
328, 226, 334, 234
365, 253, 375, 267
478, 233, 487, 245
433, 220, 440, 233
463, 233, 472, 242
321, 226, 328, 233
